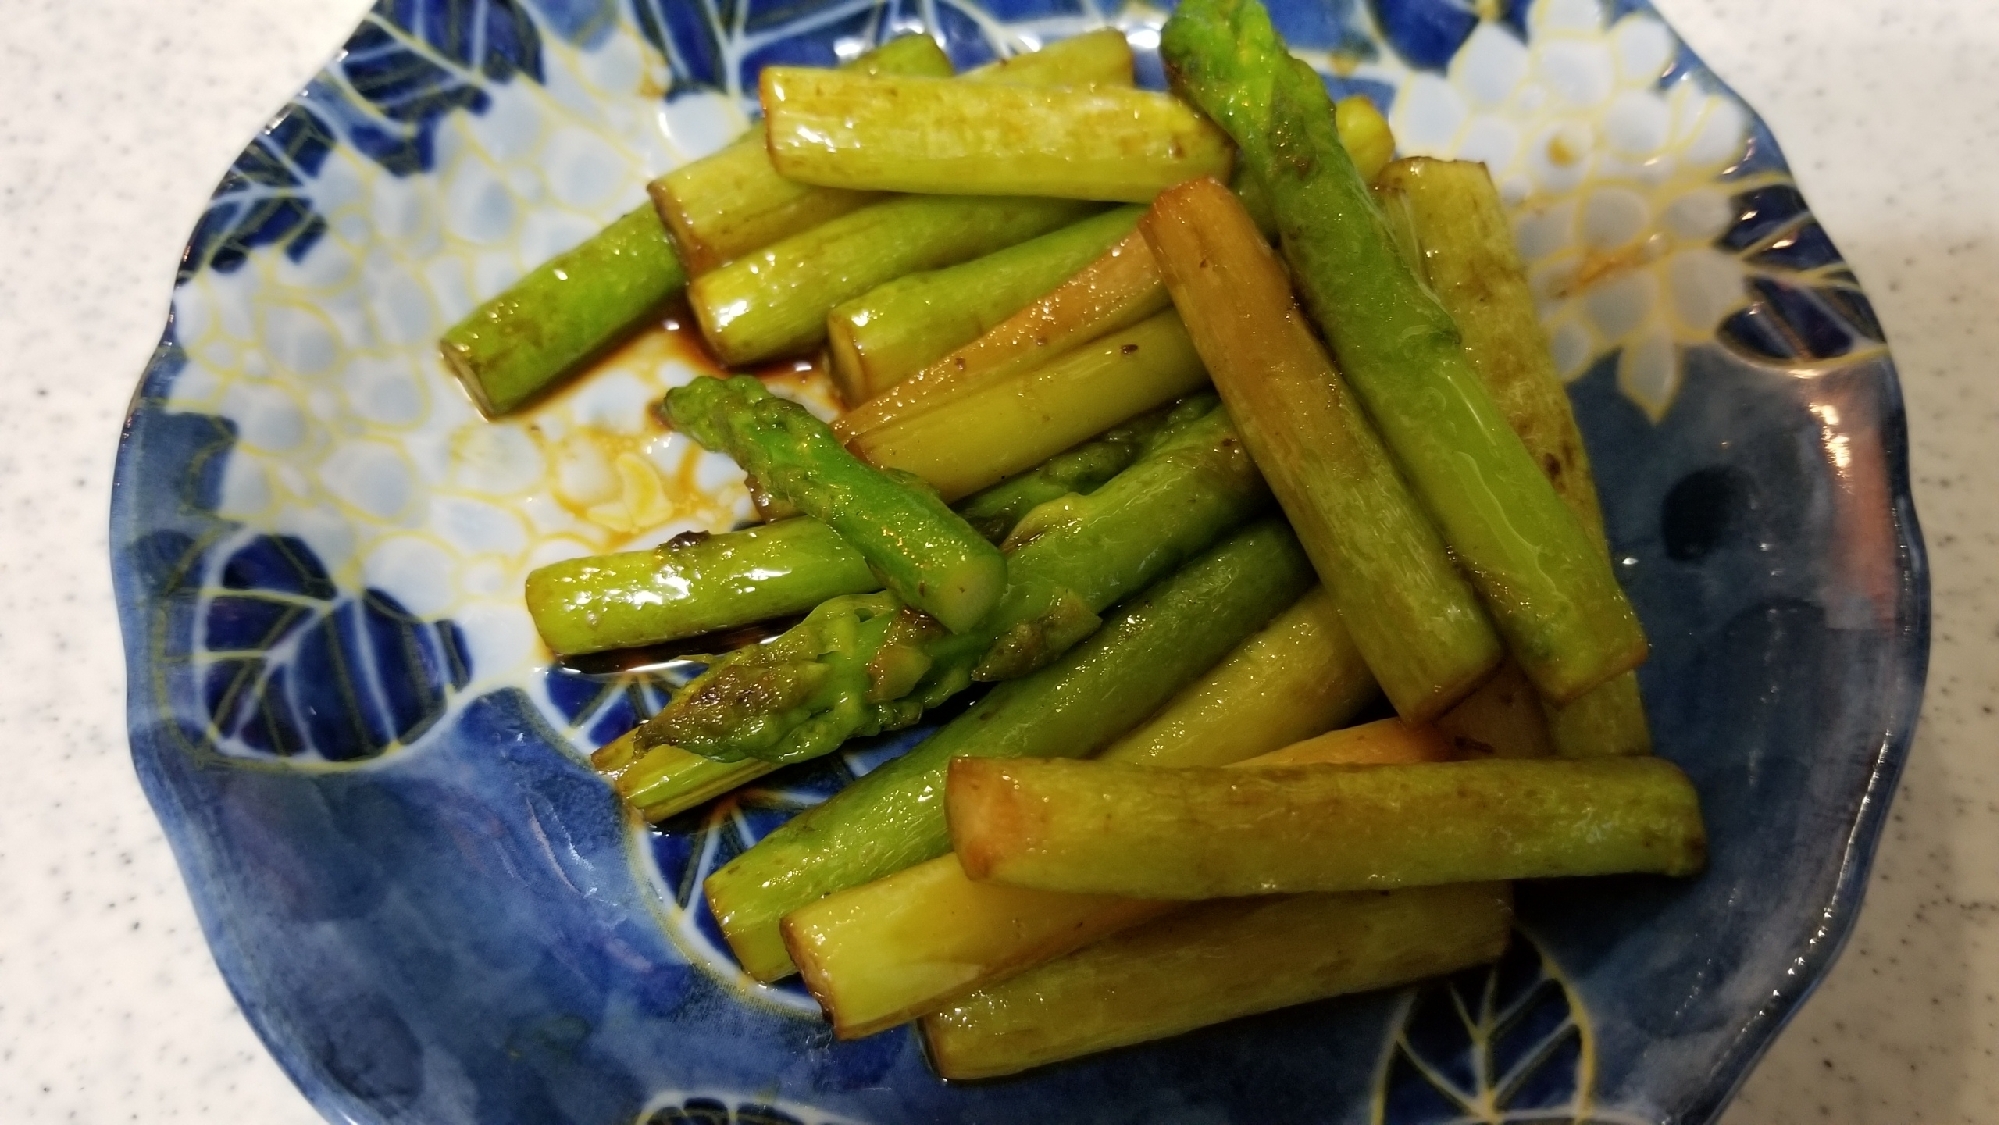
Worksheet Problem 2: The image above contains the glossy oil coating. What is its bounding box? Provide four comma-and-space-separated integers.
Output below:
948, 755, 1708, 898
707, 517, 1313, 980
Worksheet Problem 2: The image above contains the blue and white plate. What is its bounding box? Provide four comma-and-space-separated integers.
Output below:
110, 0, 1928, 1121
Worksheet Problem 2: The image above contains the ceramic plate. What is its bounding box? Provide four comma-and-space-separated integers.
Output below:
111, 0, 1928, 1121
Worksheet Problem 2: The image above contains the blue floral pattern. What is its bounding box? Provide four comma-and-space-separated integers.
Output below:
1715, 182, 1885, 366
198, 533, 474, 761
1374, 932, 1654, 1125
180, 0, 557, 287
319, 0, 547, 174
1370, 0, 1527, 70
178, 105, 338, 282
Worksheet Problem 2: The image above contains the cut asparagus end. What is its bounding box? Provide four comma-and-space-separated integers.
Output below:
1545, 669, 1652, 757
833, 228, 1172, 443
524, 518, 880, 656
616, 742, 775, 821
966, 27, 1135, 87
827, 206, 1144, 404
688, 195, 1096, 366
654, 53, 934, 275
440, 204, 685, 416
947, 755, 1708, 898
781, 716, 1462, 1038
850, 309, 1211, 500
1335, 94, 1397, 183
649, 29, 1136, 275
784, 856, 1171, 1040
762, 70, 1234, 201
920, 883, 1513, 1079
1433, 659, 1556, 760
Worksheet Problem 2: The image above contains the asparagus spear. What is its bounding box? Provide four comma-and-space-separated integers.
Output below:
949, 756, 1707, 898
849, 309, 1211, 500
955, 397, 1206, 542
439, 205, 685, 416
687, 194, 1097, 365
1432, 658, 1555, 760
785, 718, 1447, 1039
1375, 157, 1651, 757
921, 883, 1513, 1079
593, 404, 1270, 820
663, 376, 1004, 634
790, 851, 1171, 1040
1097, 585, 1376, 768
961, 27, 1136, 87
706, 517, 1310, 981
1162, 0, 1647, 704
1335, 93, 1397, 183
827, 206, 1144, 405
1142, 176, 1501, 721
650, 30, 1135, 275
648, 35, 955, 275
529, 404, 1206, 654
1545, 673, 1650, 759
833, 228, 1171, 443
827, 97, 1389, 441
526, 519, 876, 656
763, 70, 1233, 202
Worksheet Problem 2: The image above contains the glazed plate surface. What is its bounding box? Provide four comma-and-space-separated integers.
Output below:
110, 0, 1928, 1121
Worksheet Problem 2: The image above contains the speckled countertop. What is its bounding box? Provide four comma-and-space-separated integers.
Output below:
0, 0, 1992, 1121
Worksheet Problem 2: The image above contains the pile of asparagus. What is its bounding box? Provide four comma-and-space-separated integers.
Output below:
444, 0, 1705, 1079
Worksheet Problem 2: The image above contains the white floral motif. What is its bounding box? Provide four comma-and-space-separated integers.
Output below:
165, 17, 821, 723
1333, 0, 1754, 420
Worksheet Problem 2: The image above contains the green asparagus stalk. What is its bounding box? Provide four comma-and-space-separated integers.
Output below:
664, 375, 1004, 634
962, 27, 1136, 87
1375, 157, 1650, 757
828, 206, 1144, 405
440, 205, 685, 416
954, 396, 1208, 542
783, 716, 1438, 1039
650, 30, 1135, 275
1433, 659, 1555, 760
1545, 673, 1649, 758
789, 849, 1173, 1040
828, 101, 1385, 442
1097, 585, 1377, 768
948, 756, 1707, 898
833, 228, 1171, 443
1336, 94, 1398, 183
1142, 176, 1501, 721
525, 519, 876, 656
648, 35, 955, 275
762, 70, 1233, 202
849, 309, 1211, 500
1161, 0, 1648, 704
1373, 160, 1603, 537
592, 404, 1270, 820
921, 883, 1513, 1079
529, 404, 1207, 655
707, 516, 1313, 981
687, 194, 1097, 365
